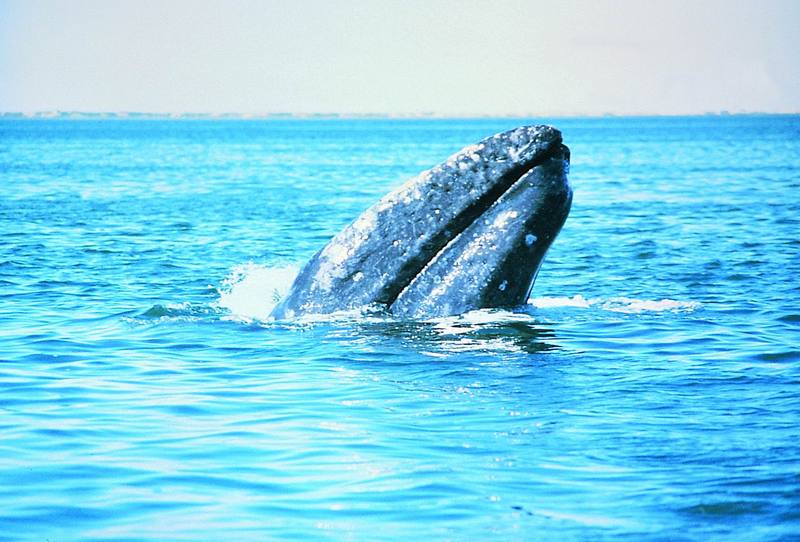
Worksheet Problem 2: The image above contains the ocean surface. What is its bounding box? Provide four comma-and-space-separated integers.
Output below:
1, 116, 798, 541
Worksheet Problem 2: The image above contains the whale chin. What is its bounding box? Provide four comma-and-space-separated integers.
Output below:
271, 125, 572, 320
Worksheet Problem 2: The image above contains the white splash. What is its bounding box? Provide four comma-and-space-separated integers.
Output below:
214, 263, 298, 322
529, 295, 701, 314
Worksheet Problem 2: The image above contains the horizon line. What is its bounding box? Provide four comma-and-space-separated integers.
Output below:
1, 110, 798, 120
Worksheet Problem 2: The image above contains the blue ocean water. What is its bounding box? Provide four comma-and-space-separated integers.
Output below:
1, 116, 798, 541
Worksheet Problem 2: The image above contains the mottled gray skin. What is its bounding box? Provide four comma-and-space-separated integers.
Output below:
270, 125, 571, 320
390, 146, 571, 318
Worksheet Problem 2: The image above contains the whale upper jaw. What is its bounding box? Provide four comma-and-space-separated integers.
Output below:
270, 125, 571, 320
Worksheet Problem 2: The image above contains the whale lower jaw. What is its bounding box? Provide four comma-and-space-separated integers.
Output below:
270, 125, 572, 320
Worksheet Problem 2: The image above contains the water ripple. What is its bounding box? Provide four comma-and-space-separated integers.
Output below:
1, 117, 798, 540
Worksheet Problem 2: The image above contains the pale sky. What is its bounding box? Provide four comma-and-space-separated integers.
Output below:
1, 0, 798, 115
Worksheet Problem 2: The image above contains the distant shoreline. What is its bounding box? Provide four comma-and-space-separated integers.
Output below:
1, 111, 797, 121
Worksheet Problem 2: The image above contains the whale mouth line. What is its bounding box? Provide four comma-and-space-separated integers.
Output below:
380, 140, 568, 308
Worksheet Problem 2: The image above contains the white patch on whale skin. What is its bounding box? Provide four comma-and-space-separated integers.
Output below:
454, 143, 484, 161
352, 209, 378, 235
444, 143, 487, 171
525, 233, 538, 246
322, 243, 350, 266
398, 182, 423, 205
380, 172, 428, 209
492, 210, 519, 229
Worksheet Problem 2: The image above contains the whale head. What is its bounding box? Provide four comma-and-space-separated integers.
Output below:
271, 125, 572, 320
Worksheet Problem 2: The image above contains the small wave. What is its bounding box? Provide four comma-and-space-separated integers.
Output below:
529, 295, 700, 314
141, 302, 196, 318
126, 301, 218, 325
213, 263, 298, 322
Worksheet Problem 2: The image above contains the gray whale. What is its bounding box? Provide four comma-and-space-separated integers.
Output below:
271, 125, 572, 319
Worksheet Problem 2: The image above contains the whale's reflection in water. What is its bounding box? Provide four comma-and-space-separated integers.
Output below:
319, 309, 561, 357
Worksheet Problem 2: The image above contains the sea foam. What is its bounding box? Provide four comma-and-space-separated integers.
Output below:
215, 264, 699, 322
214, 263, 298, 322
